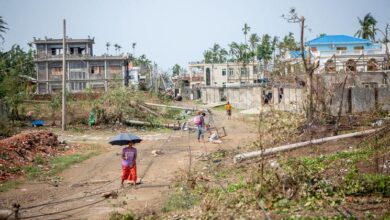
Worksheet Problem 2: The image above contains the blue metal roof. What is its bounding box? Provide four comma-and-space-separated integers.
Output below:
289, 50, 307, 58
305, 35, 371, 46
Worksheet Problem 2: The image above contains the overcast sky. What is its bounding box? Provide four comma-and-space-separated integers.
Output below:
1, 0, 389, 70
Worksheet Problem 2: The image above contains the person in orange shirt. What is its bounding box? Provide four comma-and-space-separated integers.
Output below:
225, 101, 232, 120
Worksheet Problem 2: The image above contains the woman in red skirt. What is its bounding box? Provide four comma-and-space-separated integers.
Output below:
121, 141, 137, 187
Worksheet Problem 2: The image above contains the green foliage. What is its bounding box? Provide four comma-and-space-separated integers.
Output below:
344, 171, 390, 196
0, 115, 14, 137
0, 180, 22, 192
0, 16, 8, 41
109, 211, 135, 220
23, 166, 42, 179
172, 64, 181, 76
162, 189, 199, 212
0, 45, 34, 120
226, 181, 247, 193
355, 13, 377, 41
34, 155, 45, 165
48, 152, 98, 176
203, 43, 229, 63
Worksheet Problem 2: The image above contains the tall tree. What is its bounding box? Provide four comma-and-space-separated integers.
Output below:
355, 13, 377, 41
172, 64, 181, 76
105, 42, 111, 54
132, 42, 136, 56
283, 8, 319, 123
256, 34, 277, 70
242, 23, 251, 45
0, 16, 8, 42
113, 43, 119, 55
0, 45, 34, 119
249, 33, 260, 61
203, 43, 228, 63
242, 23, 251, 63
278, 32, 299, 55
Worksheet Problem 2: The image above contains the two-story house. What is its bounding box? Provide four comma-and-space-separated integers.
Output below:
187, 62, 260, 87
305, 35, 385, 72
33, 37, 131, 94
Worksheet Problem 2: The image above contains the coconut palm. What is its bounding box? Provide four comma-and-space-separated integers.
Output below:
249, 33, 259, 61
0, 16, 9, 42
355, 13, 377, 41
113, 43, 119, 55
132, 42, 136, 55
117, 45, 122, 54
105, 42, 111, 54
242, 23, 251, 45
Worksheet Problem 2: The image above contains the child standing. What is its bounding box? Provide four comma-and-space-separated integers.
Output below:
121, 141, 137, 187
225, 102, 232, 119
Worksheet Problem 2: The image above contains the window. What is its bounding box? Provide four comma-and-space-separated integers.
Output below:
51, 48, 63, 55
71, 82, 87, 91
354, 46, 364, 50
336, 47, 347, 51
70, 71, 86, 79
51, 67, 62, 75
229, 68, 234, 76
240, 68, 248, 75
91, 66, 104, 74
222, 69, 226, 76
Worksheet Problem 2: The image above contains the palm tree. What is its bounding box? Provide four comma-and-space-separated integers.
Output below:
0, 16, 9, 42
249, 33, 259, 61
132, 42, 136, 55
117, 45, 122, 54
105, 42, 111, 54
113, 43, 119, 55
355, 13, 377, 41
242, 23, 251, 45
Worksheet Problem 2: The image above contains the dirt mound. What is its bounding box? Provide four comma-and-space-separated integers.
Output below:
0, 131, 59, 181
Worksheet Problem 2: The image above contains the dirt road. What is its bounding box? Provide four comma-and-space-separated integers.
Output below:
0, 109, 258, 219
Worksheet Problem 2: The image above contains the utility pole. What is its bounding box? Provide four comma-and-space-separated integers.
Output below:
62, 19, 67, 131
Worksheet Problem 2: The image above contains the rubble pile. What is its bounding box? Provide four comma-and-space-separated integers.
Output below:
0, 131, 59, 181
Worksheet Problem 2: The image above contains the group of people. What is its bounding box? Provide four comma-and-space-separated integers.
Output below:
120, 101, 233, 187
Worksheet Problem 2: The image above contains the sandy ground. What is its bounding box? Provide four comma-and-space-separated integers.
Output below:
0, 108, 258, 219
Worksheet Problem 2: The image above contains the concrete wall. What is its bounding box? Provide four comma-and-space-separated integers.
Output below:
329, 87, 390, 115
351, 87, 375, 113
378, 87, 390, 111
201, 85, 305, 112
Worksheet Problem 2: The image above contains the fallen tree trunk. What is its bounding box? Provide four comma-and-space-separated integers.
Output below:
124, 119, 181, 130
138, 104, 162, 117
233, 128, 379, 163
144, 102, 195, 111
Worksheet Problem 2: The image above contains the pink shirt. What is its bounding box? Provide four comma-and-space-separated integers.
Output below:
122, 147, 137, 167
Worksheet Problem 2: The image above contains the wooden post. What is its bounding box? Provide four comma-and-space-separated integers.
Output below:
61, 19, 67, 131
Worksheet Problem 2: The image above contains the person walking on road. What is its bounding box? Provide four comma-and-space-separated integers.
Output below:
121, 141, 137, 188
194, 111, 205, 142
225, 102, 232, 120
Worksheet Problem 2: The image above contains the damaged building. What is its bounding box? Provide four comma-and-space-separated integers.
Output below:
33, 37, 132, 94
198, 35, 390, 115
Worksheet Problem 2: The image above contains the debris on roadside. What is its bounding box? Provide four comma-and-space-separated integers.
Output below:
0, 131, 61, 181
151, 150, 163, 157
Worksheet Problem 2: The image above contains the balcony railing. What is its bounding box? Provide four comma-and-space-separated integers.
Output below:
318, 49, 381, 57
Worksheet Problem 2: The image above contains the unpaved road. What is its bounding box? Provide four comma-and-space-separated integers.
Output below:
0, 110, 258, 219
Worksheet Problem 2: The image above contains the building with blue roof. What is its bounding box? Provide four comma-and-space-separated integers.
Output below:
305, 35, 379, 56
282, 35, 387, 74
